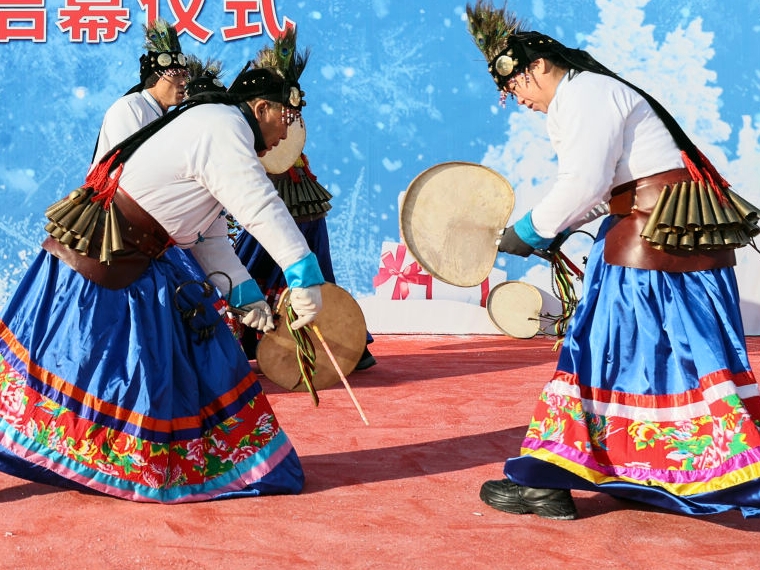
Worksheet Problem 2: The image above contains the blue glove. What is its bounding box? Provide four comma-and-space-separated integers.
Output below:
283, 252, 325, 288
229, 278, 265, 307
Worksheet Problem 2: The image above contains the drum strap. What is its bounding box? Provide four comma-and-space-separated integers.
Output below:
604, 169, 736, 272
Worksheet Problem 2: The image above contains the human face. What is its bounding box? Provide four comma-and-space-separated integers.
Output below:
254, 101, 290, 156
503, 61, 558, 114
153, 71, 188, 110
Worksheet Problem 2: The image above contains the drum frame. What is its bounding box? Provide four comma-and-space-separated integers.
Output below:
486, 280, 564, 339
400, 161, 515, 287
256, 283, 367, 392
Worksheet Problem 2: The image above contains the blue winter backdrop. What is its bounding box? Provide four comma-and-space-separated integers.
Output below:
1, 0, 759, 328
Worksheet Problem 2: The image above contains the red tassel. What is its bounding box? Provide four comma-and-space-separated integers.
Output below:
287, 166, 302, 184
85, 151, 124, 209
681, 150, 730, 205
299, 153, 318, 182
681, 150, 703, 184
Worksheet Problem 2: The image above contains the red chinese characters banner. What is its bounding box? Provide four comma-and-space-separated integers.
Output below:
0, 0, 293, 43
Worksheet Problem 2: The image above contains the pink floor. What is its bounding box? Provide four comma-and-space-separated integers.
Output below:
2, 335, 760, 569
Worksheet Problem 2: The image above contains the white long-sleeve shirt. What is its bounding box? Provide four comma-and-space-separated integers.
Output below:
530, 71, 684, 238
115, 103, 311, 292
92, 91, 164, 165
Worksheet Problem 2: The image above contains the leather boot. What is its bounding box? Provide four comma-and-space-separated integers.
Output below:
479, 479, 578, 520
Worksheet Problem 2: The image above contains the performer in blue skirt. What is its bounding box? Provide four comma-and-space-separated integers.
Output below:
467, 1, 760, 519
0, 38, 325, 502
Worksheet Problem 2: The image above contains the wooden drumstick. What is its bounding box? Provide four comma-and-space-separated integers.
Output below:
311, 324, 370, 426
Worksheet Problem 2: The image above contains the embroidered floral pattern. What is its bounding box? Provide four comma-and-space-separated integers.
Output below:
525, 389, 583, 444
522, 371, 760, 477
0, 353, 280, 490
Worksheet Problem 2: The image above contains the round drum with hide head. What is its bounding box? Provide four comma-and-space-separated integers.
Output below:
487, 281, 564, 339
256, 283, 367, 392
400, 162, 515, 287
259, 120, 307, 175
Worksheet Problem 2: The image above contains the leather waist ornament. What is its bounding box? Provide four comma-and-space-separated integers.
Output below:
42, 187, 174, 289
604, 168, 760, 271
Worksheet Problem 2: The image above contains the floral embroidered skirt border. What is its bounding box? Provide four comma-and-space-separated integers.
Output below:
506, 218, 760, 518
0, 247, 303, 503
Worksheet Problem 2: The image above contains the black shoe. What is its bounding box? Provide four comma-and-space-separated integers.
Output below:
479, 479, 578, 520
354, 347, 377, 371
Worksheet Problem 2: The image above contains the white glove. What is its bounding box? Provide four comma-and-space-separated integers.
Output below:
288, 286, 322, 330
240, 300, 275, 333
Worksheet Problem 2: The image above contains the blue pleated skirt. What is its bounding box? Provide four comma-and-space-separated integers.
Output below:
0, 247, 303, 502
505, 217, 760, 517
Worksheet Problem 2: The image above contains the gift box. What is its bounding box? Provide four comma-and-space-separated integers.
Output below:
373, 242, 433, 300
372, 241, 505, 306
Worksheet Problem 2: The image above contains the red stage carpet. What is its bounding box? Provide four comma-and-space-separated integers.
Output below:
2, 335, 760, 569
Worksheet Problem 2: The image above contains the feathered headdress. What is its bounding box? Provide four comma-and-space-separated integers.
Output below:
252, 28, 309, 109
185, 55, 226, 97
466, 0, 523, 64
254, 28, 310, 84
144, 18, 181, 54
137, 18, 187, 85
467, 1, 552, 88
228, 27, 308, 111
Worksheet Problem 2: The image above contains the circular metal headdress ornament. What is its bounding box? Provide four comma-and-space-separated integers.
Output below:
494, 50, 517, 76
288, 86, 303, 108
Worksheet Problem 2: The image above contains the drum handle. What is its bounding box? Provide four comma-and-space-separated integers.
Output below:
557, 250, 584, 280
535, 228, 594, 280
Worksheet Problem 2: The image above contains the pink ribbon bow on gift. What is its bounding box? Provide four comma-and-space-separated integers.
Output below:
373, 244, 432, 300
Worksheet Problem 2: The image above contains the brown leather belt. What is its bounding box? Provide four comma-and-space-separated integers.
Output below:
604, 168, 735, 272
43, 188, 174, 289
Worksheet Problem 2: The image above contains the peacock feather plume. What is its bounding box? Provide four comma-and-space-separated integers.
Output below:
143, 18, 182, 53
186, 54, 224, 82
465, 0, 524, 62
254, 27, 310, 82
